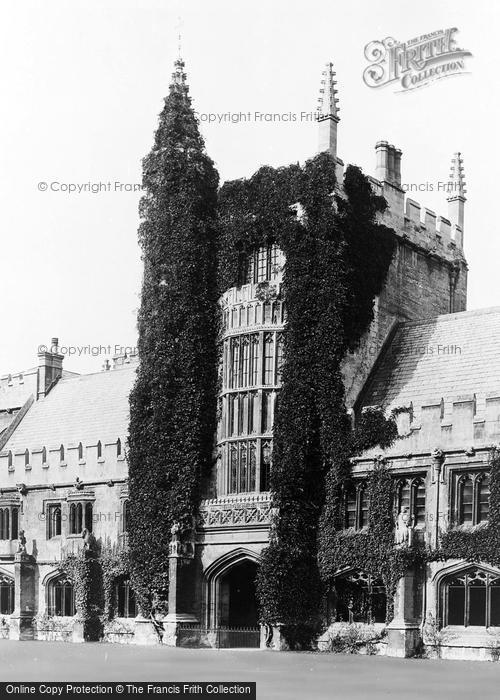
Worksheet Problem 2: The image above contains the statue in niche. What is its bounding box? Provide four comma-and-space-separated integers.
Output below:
395, 507, 414, 546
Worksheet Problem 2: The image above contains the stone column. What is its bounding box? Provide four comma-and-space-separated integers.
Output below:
163, 524, 198, 646
9, 551, 36, 641
386, 567, 421, 657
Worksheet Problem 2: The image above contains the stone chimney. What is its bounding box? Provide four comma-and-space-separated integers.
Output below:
375, 141, 402, 187
37, 337, 64, 399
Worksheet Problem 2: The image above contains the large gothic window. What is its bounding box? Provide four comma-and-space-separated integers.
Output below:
456, 472, 490, 526
333, 570, 387, 624
69, 502, 93, 534
47, 576, 75, 617
443, 568, 500, 627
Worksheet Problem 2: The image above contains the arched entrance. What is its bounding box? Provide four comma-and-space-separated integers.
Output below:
219, 559, 259, 628
204, 549, 261, 648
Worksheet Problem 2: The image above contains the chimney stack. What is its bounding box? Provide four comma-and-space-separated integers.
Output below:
375, 141, 402, 187
37, 338, 64, 399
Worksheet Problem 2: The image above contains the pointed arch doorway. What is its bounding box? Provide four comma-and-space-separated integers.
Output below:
205, 549, 261, 647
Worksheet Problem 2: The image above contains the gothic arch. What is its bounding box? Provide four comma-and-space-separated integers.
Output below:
204, 548, 261, 628
432, 560, 500, 585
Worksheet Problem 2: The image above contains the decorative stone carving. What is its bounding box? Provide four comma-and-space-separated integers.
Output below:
395, 507, 414, 546
198, 496, 272, 529
17, 530, 27, 554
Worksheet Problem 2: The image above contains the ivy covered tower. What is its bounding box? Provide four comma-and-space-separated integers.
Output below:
127, 57, 219, 618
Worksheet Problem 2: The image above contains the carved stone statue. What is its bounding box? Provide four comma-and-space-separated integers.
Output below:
395, 507, 414, 546
17, 530, 27, 553
82, 528, 98, 557
169, 521, 183, 557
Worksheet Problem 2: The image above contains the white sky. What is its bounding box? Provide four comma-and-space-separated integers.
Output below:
0, 0, 496, 374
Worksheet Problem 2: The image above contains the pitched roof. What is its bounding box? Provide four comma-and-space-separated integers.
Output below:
2, 365, 136, 453
360, 306, 500, 418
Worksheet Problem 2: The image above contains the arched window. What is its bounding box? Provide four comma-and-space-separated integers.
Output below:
78, 443, 83, 461
97, 441, 102, 459
395, 477, 426, 527
48, 505, 61, 538
442, 568, 500, 627
11, 508, 18, 540
24, 449, 29, 466
0, 509, 10, 540
334, 570, 387, 624
0, 575, 14, 614
115, 577, 137, 618
122, 500, 129, 533
456, 472, 489, 526
42, 447, 47, 464
59, 444, 65, 463
84, 502, 93, 532
47, 575, 75, 617
69, 503, 84, 534
116, 438, 122, 457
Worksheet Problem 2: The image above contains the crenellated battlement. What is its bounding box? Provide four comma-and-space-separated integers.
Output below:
357, 393, 500, 462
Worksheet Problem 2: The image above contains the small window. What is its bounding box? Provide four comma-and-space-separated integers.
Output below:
0, 575, 14, 615
0, 508, 10, 540
7, 452, 12, 468
343, 482, 368, 530
122, 500, 129, 533
115, 577, 137, 618
97, 441, 102, 459
84, 502, 93, 532
78, 443, 84, 461
47, 504, 62, 539
116, 438, 122, 457
42, 447, 47, 464
59, 444, 65, 463
24, 449, 30, 466
69, 503, 83, 534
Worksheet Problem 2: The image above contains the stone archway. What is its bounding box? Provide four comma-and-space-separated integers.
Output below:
219, 559, 259, 628
204, 548, 260, 630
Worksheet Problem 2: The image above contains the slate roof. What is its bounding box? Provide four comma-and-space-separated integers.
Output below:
360, 306, 500, 417
2, 365, 136, 453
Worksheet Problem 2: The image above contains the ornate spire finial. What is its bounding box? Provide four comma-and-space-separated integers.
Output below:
447, 152, 466, 242
317, 62, 340, 121
171, 56, 187, 87
447, 152, 466, 200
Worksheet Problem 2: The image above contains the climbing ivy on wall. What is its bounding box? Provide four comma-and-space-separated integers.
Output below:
435, 450, 500, 564
62, 550, 104, 641
218, 154, 397, 647
127, 62, 219, 614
